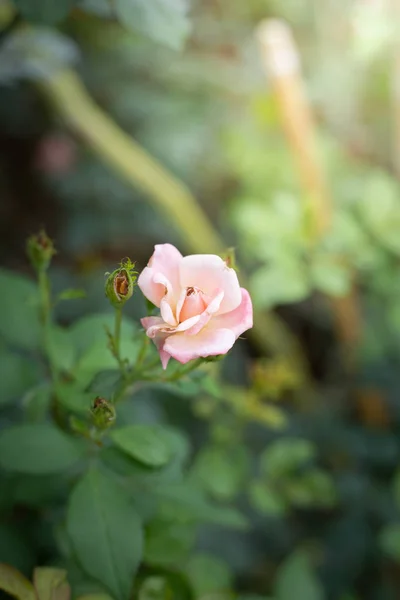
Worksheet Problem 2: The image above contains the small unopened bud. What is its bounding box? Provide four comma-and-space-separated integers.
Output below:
105, 258, 137, 308
26, 230, 56, 272
91, 396, 116, 430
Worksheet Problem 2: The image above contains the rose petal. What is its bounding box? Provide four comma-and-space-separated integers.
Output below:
163, 327, 235, 365
186, 289, 224, 336
179, 254, 241, 315
209, 288, 253, 338
138, 244, 182, 307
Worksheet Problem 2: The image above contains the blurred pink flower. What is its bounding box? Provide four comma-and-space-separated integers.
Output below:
138, 244, 253, 369
34, 134, 76, 174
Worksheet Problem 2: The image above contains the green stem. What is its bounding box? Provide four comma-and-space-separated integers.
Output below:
164, 358, 203, 382
114, 306, 126, 375
38, 269, 57, 383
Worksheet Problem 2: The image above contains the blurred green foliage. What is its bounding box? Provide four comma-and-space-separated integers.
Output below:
2, 0, 400, 600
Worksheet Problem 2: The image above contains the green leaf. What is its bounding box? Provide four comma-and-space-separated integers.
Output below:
12, 0, 76, 24
379, 524, 400, 562
250, 262, 309, 309
0, 564, 35, 600
0, 351, 39, 407
0, 523, 35, 575
194, 445, 250, 501
144, 519, 196, 566
115, 0, 191, 50
260, 438, 316, 479
56, 382, 93, 416
0, 423, 82, 474
110, 425, 174, 468
137, 577, 171, 600
274, 549, 324, 600
186, 553, 232, 596
0, 28, 79, 83
67, 468, 143, 600
77, 596, 114, 600
311, 256, 350, 297
57, 288, 86, 301
0, 269, 40, 350
70, 313, 139, 387
155, 484, 249, 530
24, 385, 52, 422
33, 568, 69, 600
49, 326, 75, 372
249, 481, 287, 516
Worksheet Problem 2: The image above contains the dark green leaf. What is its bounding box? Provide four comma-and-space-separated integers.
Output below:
0, 423, 82, 474
0, 523, 35, 575
249, 481, 287, 516
274, 549, 324, 600
379, 524, 400, 562
144, 520, 196, 566
110, 425, 174, 468
194, 445, 250, 501
0, 269, 40, 351
260, 438, 316, 479
115, 0, 191, 50
0, 564, 35, 600
0, 351, 39, 407
12, 0, 76, 24
49, 326, 75, 372
186, 553, 232, 596
67, 468, 143, 600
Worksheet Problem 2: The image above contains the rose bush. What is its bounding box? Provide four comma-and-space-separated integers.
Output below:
138, 244, 253, 368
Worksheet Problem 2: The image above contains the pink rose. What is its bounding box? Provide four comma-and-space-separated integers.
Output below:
138, 244, 253, 369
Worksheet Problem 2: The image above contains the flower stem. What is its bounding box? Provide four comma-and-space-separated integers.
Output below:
38, 269, 57, 383
164, 358, 203, 382
114, 306, 126, 375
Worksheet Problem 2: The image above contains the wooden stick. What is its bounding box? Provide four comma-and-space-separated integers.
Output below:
257, 19, 361, 360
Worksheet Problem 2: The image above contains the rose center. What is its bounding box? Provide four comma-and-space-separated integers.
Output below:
179, 287, 207, 322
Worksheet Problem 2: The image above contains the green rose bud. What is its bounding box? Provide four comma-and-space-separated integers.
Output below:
91, 396, 116, 430
26, 230, 56, 272
105, 258, 137, 308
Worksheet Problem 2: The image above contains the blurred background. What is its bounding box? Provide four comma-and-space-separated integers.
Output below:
2, 0, 400, 598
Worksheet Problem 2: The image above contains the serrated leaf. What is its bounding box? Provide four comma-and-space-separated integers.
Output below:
67, 468, 143, 600
0, 423, 82, 474
115, 0, 191, 50
0, 564, 35, 600
110, 425, 173, 468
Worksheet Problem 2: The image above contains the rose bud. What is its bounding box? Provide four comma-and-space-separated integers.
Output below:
26, 230, 56, 273
105, 259, 137, 308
